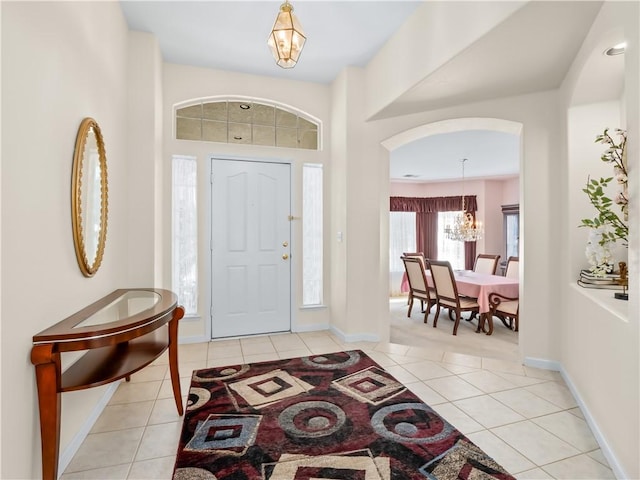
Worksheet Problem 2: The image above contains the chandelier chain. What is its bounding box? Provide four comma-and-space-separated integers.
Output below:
444, 158, 484, 242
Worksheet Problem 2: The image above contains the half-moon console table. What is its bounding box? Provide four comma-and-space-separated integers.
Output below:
31, 288, 185, 480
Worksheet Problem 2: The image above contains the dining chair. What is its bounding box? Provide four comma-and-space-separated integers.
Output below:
401, 252, 427, 306
488, 292, 519, 332
466, 253, 500, 323
428, 260, 480, 335
402, 257, 434, 323
504, 256, 519, 279
402, 252, 427, 269
473, 254, 501, 275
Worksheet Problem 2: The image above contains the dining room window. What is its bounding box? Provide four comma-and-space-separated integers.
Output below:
437, 211, 465, 270
389, 211, 416, 295
502, 204, 520, 260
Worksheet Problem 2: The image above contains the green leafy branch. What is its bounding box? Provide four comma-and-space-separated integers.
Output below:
595, 128, 626, 172
579, 128, 628, 249
580, 176, 628, 247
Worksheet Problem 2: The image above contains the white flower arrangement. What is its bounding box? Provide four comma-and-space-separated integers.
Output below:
585, 227, 613, 275
580, 128, 628, 275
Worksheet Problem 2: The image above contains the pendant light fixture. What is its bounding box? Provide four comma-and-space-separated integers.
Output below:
267, 1, 306, 69
444, 159, 484, 242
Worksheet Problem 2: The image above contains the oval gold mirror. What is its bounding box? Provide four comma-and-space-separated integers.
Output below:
71, 118, 108, 277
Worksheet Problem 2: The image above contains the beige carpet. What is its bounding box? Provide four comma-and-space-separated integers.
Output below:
389, 297, 519, 363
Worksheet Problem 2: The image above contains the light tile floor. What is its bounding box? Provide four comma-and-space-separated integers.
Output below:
61, 305, 615, 480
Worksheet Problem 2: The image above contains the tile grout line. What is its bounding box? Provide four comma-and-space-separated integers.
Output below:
62, 333, 610, 479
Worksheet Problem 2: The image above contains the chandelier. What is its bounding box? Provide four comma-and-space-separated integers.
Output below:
267, 1, 306, 69
444, 159, 484, 242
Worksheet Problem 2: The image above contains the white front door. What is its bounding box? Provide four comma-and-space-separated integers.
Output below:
210, 159, 291, 338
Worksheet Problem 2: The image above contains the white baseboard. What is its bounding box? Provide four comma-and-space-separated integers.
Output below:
329, 325, 380, 343
523, 356, 561, 371
558, 366, 628, 480
524, 356, 626, 479
292, 323, 330, 333
57, 382, 120, 478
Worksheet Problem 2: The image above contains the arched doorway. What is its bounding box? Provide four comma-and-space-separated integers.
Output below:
382, 117, 524, 360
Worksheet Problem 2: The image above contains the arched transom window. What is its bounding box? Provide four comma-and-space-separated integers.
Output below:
175, 100, 319, 150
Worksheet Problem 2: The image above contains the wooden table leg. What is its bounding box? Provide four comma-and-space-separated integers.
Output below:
482, 313, 494, 335
475, 313, 494, 335
168, 306, 185, 415
31, 345, 61, 480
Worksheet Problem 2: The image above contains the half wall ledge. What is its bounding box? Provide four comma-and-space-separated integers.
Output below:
570, 282, 628, 322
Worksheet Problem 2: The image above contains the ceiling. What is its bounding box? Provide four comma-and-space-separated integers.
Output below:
373, 1, 604, 119
119, 1, 607, 182
119, 1, 421, 85
390, 130, 520, 183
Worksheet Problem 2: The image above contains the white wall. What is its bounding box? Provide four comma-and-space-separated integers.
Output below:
127, 32, 164, 287
559, 2, 639, 477
336, 67, 390, 342
1, 2, 131, 478
329, 69, 350, 337
336, 85, 561, 362
0, 3, 4, 476
501, 177, 519, 204
482, 180, 505, 259
327, 66, 391, 341
329, 66, 393, 342
161, 63, 333, 340
364, 1, 525, 119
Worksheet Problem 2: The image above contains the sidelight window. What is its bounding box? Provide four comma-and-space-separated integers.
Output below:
172, 155, 198, 316
302, 164, 323, 305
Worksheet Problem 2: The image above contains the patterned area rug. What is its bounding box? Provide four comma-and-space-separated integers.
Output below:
173, 350, 515, 479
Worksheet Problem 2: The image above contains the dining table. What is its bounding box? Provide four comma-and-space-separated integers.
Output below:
425, 270, 519, 335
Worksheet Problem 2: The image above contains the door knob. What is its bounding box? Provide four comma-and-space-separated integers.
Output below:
282, 254, 289, 260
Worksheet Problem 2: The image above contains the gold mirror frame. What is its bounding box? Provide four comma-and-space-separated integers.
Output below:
71, 118, 108, 277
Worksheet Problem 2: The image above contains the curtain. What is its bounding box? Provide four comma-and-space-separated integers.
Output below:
390, 195, 478, 213
391, 195, 479, 268
464, 211, 477, 269
465, 242, 476, 270
389, 212, 416, 296
416, 212, 438, 260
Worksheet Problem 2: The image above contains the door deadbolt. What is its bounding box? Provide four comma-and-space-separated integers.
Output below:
282, 241, 288, 247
